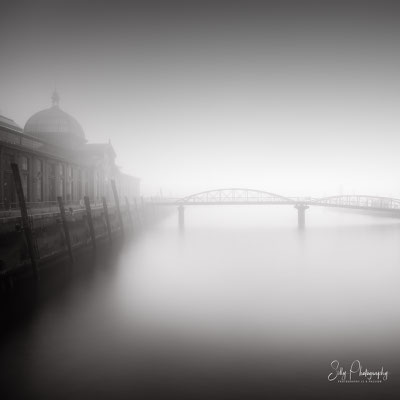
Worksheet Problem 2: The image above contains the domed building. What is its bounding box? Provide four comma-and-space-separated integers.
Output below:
0, 92, 139, 207
24, 91, 86, 149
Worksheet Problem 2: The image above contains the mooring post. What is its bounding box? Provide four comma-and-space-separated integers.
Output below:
57, 196, 74, 264
134, 198, 141, 227
84, 196, 96, 250
111, 179, 124, 235
150, 199, 156, 222
125, 196, 134, 232
11, 163, 39, 280
102, 196, 112, 244
141, 196, 145, 225
295, 203, 309, 229
178, 205, 185, 230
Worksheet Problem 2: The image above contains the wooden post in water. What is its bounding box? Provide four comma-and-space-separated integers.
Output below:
84, 196, 96, 250
134, 198, 141, 227
11, 163, 39, 280
141, 196, 145, 225
125, 196, 134, 232
111, 179, 124, 236
102, 197, 112, 243
57, 196, 74, 264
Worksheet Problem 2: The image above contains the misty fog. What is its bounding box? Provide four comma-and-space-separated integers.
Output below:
1, 1, 400, 197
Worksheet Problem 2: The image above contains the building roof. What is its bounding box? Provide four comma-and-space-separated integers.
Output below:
83, 143, 116, 158
0, 115, 22, 132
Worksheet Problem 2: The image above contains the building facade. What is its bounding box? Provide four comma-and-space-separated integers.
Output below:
0, 92, 140, 208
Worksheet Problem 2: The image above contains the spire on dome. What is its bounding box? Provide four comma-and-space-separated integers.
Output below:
51, 90, 60, 107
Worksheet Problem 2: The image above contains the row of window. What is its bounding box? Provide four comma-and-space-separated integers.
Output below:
1, 153, 96, 204
1, 149, 139, 207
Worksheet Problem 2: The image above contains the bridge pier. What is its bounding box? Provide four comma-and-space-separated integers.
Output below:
178, 205, 185, 230
295, 203, 309, 229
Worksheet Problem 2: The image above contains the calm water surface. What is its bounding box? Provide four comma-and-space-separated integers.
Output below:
1, 206, 400, 399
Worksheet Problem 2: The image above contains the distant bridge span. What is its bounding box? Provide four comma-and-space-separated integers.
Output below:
180, 188, 295, 205
148, 188, 400, 228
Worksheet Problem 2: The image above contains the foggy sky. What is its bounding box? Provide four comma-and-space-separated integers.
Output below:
1, 0, 400, 196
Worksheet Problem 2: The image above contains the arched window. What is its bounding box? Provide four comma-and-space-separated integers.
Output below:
35, 159, 43, 202
19, 156, 29, 201
58, 164, 65, 198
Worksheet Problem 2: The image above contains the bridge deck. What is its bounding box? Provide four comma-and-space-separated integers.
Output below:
149, 200, 400, 213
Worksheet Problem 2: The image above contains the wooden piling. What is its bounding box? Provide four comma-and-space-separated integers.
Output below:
134, 198, 141, 227
125, 196, 134, 232
111, 179, 124, 235
57, 196, 74, 264
141, 196, 145, 225
102, 196, 112, 243
11, 163, 39, 280
84, 196, 96, 250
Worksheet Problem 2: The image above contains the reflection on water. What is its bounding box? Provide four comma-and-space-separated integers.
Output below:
1, 206, 400, 399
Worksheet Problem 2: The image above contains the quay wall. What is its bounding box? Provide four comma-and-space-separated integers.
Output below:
0, 203, 172, 282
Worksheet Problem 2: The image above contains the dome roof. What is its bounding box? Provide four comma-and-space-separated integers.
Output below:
24, 91, 86, 148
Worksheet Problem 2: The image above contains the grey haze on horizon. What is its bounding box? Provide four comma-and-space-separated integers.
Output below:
1, 0, 400, 197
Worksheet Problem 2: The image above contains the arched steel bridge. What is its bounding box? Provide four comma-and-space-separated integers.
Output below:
148, 188, 400, 228
150, 188, 400, 212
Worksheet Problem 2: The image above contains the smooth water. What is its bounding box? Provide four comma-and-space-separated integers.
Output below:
1, 206, 400, 399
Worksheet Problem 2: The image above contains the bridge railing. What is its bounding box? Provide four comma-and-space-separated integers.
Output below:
0, 199, 106, 219
311, 195, 400, 210
140, 193, 400, 212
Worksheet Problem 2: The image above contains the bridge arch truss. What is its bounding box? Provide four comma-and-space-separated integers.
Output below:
178, 188, 296, 205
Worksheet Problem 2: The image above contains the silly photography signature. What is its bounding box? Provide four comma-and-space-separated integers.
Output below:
328, 360, 389, 383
